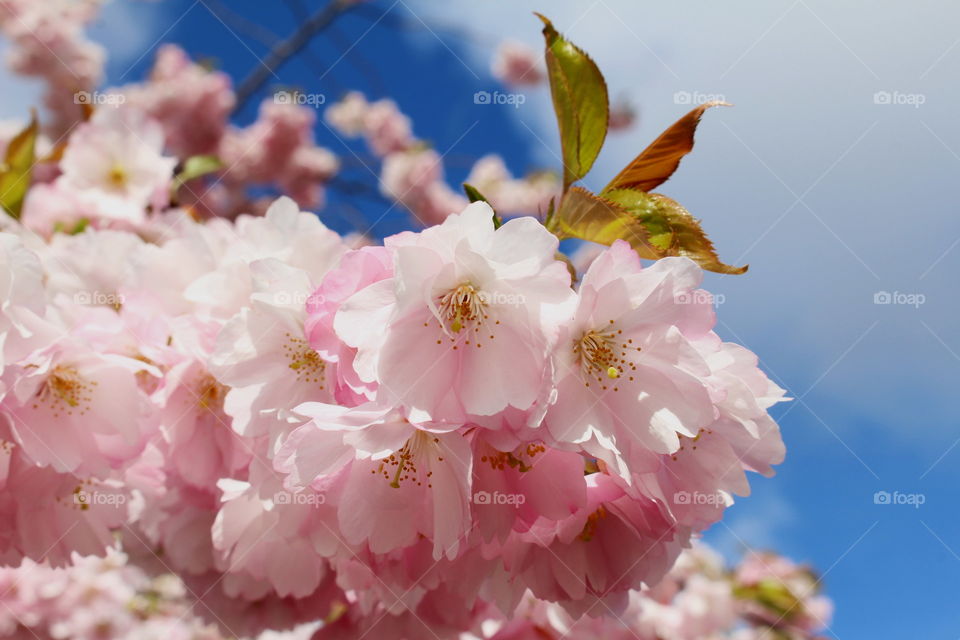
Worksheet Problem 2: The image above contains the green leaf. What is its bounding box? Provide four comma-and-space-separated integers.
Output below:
536, 13, 609, 191
462, 182, 501, 228
171, 154, 223, 197
733, 579, 803, 620
603, 101, 729, 194
52, 218, 90, 235
603, 188, 747, 274
0, 113, 38, 220
462, 182, 489, 205
547, 186, 747, 275
547, 186, 656, 252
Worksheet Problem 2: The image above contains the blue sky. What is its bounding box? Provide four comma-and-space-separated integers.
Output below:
5, 0, 959, 636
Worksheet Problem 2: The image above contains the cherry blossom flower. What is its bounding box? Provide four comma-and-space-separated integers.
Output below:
546, 240, 716, 478
336, 201, 575, 421
276, 401, 473, 560
492, 41, 545, 86
56, 108, 177, 225
1, 326, 157, 477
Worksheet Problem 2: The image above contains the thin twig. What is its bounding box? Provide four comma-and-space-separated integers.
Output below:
202, 0, 284, 49
327, 24, 387, 95
204, 0, 339, 92
329, 177, 390, 203
233, 0, 356, 112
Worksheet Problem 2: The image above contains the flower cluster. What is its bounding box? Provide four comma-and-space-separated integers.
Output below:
325, 91, 561, 224
0, 550, 233, 640
0, 2, 827, 638
0, 543, 829, 640
0, 0, 105, 136
0, 188, 789, 636
465, 544, 831, 640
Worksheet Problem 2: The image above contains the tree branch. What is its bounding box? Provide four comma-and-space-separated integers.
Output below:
233, 0, 356, 113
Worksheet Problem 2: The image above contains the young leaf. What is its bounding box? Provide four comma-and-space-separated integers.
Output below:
603, 101, 729, 194
547, 186, 657, 252
52, 218, 90, 235
603, 188, 747, 274
463, 182, 501, 228
536, 13, 609, 191
547, 187, 747, 274
0, 113, 38, 220
171, 154, 223, 198
462, 182, 489, 204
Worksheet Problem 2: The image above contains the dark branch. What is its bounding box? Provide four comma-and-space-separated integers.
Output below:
233, 0, 356, 113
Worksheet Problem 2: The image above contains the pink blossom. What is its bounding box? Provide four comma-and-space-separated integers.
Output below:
276, 401, 473, 560
56, 108, 177, 225
363, 98, 415, 156
324, 91, 369, 137
122, 44, 235, 157
0, 446, 128, 566
304, 246, 394, 405
325, 91, 414, 156
1, 324, 157, 477
608, 100, 638, 131
212, 463, 335, 599
492, 41, 545, 86
546, 241, 717, 477
0, 0, 105, 136
0, 233, 45, 370
336, 201, 575, 421
152, 317, 252, 489
380, 148, 468, 225
465, 154, 560, 218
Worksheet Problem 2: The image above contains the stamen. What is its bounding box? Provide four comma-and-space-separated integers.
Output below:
574, 325, 640, 389
479, 442, 546, 472
107, 165, 127, 189
32, 365, 96, 417
437, 283, 487, 334
196, 374, 227, 411
378, 431, 442, 489
578, 505, 608, 542
282, 333, 326, 389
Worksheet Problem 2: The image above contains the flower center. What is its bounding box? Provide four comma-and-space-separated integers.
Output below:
107, 164, 128, 189
196, 373, 227, 411
578, 505, 608, 542
574, 323, 641, 390
33, 365, 96, 417
282, 333, 326, 389
437, 283, 487, 333
372, 430, 443, 489
479, 441, 546, 472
